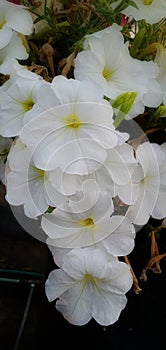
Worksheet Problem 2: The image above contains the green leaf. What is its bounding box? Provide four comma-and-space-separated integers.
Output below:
130, 28, 146, 57
111, 0, 138, 13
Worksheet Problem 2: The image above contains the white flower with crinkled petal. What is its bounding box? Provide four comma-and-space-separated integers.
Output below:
5, 138, 66, 219
0, 0, 33, 49
74, 24, 162, 118
45, 246, 133, 326
126, 142, 166, 225
114, 0, 166, 25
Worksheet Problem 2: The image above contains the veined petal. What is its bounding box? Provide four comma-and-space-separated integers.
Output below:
56, 283, 92, 325
20, 102, 119, 172
45, 269, 77, 302
45, 247, 132, 326
92, 290, 127, 326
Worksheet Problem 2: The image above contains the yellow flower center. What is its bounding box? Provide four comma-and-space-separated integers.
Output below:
64, 114, 81, 129
30, 165, 46, 180
79, 217, 95, 227
141, 175, 150, 184
142, 0, 154, 5
36, 168, 45, 177
0, 18, 6, 30
83, 273, 97, 285
22, 99, 34, 111
102, 67, 112, 81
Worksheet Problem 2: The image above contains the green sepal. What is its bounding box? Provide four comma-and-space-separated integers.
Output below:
112, 92, 137, 128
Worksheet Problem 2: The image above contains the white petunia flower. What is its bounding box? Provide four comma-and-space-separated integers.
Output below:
5, 138, 66, 219
0, 0, 33, 49
45, 211, 135, 256
41, 178, 135, 255
0, 74, 47, 137
45, 246, 133, 326
74, 24, 162, 118
0, 31, 29, 75
0, 135, 12, 184
114, 0, 166, 25
41, 184, 115, 248
126, 141, 166, 226
20, 99, 124, 173
22, 75, 107, 126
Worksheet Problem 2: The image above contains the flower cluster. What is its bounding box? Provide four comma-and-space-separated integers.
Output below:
0, 0, 166, 326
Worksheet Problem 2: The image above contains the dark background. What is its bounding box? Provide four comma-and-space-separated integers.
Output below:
1, 183, 166, 350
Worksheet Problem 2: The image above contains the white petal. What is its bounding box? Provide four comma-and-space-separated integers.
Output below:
56, 283, 92, 325
101, 215, 135, 256
45, 138, 107, 174
92, 290, 127, 326
151, 186, 166, 219
41, 196, 114, 248
5, 5, 33, 34
46, 243, 71, 267
51, 75, 103, 103
122, 0, 166, 24
0, 25, 12, 49
68, 179, 100, 213
20, 102, 117, 171
3, 31, 29, 60
45, 269, 76, 302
